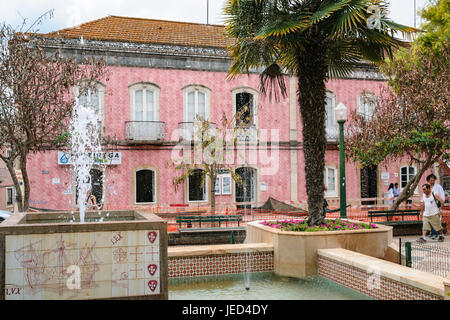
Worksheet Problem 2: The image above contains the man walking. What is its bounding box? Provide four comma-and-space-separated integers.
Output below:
417, 183, 445, 243
426, 173, 445, 239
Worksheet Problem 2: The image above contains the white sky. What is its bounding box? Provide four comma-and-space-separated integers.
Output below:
1, 0, 430, 34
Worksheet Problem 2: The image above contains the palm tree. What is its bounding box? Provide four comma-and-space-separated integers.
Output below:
224, 0, 418, 226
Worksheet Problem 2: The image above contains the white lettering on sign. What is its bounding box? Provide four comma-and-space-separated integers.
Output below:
58, 152, 122, 165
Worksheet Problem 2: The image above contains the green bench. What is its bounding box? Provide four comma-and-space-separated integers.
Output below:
176, 215, 243, 231
368, 209, 421, 224
368, 209, 422, 236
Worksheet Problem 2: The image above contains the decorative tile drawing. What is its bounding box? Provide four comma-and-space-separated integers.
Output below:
4, 230, 161, 300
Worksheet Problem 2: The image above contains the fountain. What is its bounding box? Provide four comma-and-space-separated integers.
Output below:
0, 98, 168, 300
70, 98, 102, 223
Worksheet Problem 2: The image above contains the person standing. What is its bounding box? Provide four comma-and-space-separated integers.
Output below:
416, 183, 445, 243
393, 183, 400, 198
387, 183, 395, 205
426, 173, 445, 239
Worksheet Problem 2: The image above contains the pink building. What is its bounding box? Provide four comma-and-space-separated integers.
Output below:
0, 154, 14, 212
16, 16, 440, 212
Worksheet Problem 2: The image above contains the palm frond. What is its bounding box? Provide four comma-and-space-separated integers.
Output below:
255, 13, 310, 38
259, 63, 288, 102
310, 0, 352, 25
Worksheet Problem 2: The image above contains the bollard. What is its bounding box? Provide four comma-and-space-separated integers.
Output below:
405, 242, 412, 268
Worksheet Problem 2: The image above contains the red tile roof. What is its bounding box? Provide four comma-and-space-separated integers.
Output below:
45, 15, 231, 49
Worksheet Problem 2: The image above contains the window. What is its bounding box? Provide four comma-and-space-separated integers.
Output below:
324, 167, 337, 197
188, 169, 207, 202
233, 88, 258, 127
130, 83, 160, 121
183, 86, 210, 122
74, 82, 105, 133
136, 169, 156, 204
358, 93, 376, 120
214, 171, 232, 195
325, 92, 336, 129
400, 165, 418, 194
6, 187, 14, 206
236, 92, 254, 126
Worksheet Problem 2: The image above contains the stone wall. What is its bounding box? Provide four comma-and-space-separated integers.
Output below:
318, 248, 445, 300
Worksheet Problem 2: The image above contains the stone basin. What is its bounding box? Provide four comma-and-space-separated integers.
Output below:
0, 210, 167, 300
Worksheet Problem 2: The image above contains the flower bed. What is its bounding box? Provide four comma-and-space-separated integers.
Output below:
260, 219, 378, 232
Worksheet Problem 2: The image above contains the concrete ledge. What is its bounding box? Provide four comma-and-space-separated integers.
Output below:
246, 219, 393, 277
168, 243, 274, 258
318, 248, 445, 298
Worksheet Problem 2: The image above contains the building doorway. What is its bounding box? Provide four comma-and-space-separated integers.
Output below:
360, 165, 378, 206
75, 168, 104, 209
235, 167, 256, 209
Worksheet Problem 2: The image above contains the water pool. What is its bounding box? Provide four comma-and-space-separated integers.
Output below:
169, 272, 371, 300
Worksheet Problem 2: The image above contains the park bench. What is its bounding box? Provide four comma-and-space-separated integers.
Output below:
368, 209, 422, 236
176, 214, 243, 231
368, 209, 421, 224
368, 209, 447, 236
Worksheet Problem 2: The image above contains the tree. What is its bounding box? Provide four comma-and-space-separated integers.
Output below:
345, 0, 450, 210
0, 15, 107, 212
416, 0, 449, 56
224, 0, 416, 225
172, 113, 244, 214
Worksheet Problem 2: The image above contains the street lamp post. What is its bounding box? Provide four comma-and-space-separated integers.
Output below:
335, 102, 348, 219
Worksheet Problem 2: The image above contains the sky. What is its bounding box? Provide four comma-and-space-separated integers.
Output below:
2, 0, 430, 35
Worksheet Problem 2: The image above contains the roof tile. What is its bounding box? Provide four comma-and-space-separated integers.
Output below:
46, 15, 231, 49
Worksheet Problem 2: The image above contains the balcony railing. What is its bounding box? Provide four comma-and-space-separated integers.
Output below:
178, 122, 216, 142
125, 121, 165, 141
326, 125, 339, 142
234, 124, 257, 143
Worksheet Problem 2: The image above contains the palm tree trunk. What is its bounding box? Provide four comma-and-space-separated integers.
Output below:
296, 39, 328, 226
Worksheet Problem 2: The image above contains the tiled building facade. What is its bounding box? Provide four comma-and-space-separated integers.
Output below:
1, 16, 444, 212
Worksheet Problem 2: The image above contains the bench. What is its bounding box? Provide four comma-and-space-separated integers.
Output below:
176, 215, 243, 231
368, 209, 421, 223
368, 209, 422, 236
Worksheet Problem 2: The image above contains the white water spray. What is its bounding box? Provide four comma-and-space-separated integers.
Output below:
70, 98, 101, 222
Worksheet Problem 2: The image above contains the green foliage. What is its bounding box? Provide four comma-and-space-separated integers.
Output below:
416, 0, 450, 54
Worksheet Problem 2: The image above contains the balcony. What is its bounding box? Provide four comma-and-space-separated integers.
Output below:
234, 125, 257, 143
326, 125, 339, 143
125, 121, 165, 142
178, 122, 216, 142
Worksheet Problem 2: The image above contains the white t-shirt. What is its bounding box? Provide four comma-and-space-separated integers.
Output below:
422, 193, 440, 217
387, 189, 394, 205
431, 183, 445, 203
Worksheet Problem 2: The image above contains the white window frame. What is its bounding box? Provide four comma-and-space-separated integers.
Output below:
73, 81, 106, 134
324, 166, 338, 197
187, 169, 208, 203
325, 91, 337, 132
6, 186, 14, 207
232, 87, 258, 128
183, 85, 211, 122
400, 165, 419, 195
129, 83, 160, 122
358, 92, 377, 120
214, 173, 232, 195
135, 169, 157, 205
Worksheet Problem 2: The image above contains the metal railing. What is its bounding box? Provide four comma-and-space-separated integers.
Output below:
125, 121, 165, 141
401, 240, 450, 278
